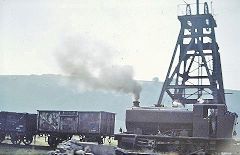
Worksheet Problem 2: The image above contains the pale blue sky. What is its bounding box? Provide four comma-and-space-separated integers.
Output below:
0, 0, 239, 90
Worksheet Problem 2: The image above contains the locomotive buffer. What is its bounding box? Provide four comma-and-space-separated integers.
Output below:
115, 1, 238, 153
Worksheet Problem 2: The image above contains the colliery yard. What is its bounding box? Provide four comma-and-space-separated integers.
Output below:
1, 0, 240, 154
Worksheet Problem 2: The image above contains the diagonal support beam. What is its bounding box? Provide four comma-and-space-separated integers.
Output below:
156, 28, 184, 106
197, 39, 214, 88
157, 38, 194, 106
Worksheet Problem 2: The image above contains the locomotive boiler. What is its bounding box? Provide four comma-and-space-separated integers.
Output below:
125, 103, 237, 138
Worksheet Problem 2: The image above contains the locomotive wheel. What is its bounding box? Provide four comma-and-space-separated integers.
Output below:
10, 134, 21, 145
23, 135, 33, 145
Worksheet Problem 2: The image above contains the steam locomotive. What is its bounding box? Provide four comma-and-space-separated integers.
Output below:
115, 101, 238, 153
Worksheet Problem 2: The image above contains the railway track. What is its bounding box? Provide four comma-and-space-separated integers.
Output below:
0, 142, 52, 150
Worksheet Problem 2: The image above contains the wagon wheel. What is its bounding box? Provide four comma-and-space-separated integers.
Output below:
107, 137, 112, 144
23, 135, 33, 145
48, 136, 58, 148
67, 135, 73, 140
97, 137, 103, 144
79, 135, 85, 142
10, 134, 21, 145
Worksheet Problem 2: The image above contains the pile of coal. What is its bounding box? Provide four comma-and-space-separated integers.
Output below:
48, 139, 94, 155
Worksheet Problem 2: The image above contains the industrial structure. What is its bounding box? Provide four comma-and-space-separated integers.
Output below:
157, 0, 225, 107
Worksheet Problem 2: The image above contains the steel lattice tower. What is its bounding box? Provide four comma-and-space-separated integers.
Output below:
157, 1, 225, 106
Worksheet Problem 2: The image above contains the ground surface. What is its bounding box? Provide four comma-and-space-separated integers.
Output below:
0, 136, 49, 155
0, 145, 48, 155
0, 136, 117, 155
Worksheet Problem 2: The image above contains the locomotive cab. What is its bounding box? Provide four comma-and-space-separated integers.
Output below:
193, 104, 238, 138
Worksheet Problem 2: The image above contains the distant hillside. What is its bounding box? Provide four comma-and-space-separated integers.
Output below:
0, 74, 239, 135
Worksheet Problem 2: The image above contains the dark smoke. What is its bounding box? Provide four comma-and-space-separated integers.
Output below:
56, 37, 142, 100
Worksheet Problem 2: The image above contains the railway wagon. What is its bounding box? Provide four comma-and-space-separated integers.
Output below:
37, 110, 115, 147
0, 111, 37, 145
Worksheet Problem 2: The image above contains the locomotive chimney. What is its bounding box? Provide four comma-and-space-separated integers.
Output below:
133, 100, 140, 107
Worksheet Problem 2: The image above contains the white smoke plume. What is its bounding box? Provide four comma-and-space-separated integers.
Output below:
56, 37, 142, 100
